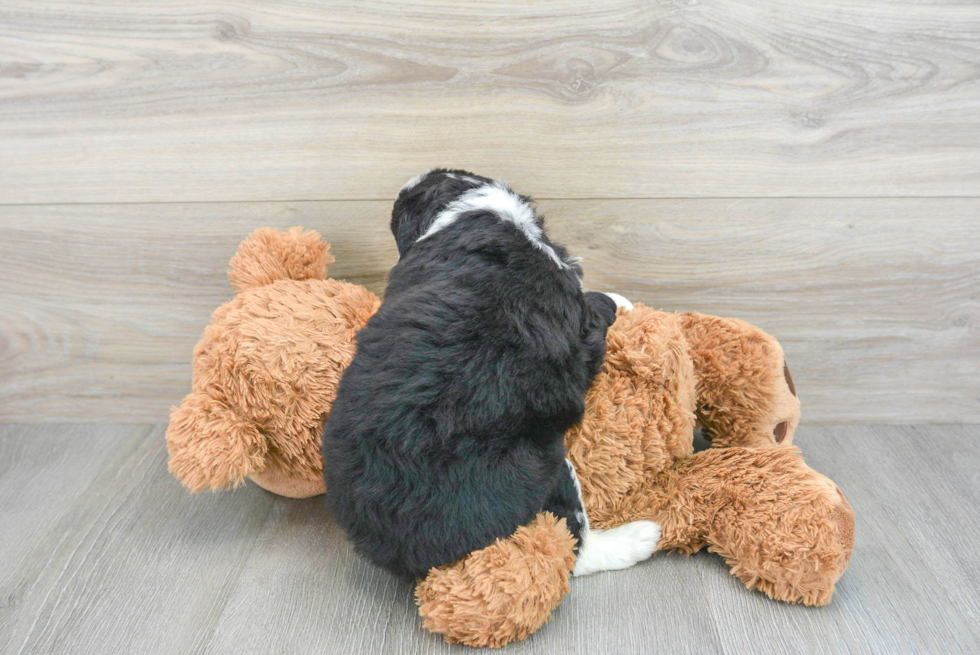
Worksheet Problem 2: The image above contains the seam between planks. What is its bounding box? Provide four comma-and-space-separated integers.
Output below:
1, 196, 980, 207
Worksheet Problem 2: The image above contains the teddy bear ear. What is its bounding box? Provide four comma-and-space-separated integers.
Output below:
228, 226, 335, 292
166, 391, 268, 492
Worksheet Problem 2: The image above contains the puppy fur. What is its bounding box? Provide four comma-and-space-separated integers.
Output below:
322, 169, 618, 581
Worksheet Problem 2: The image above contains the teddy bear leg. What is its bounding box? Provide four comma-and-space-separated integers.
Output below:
652, 447, 854, 606
415, 512, 577, 648
680, 313, 801, 448
249, 422, 328, 498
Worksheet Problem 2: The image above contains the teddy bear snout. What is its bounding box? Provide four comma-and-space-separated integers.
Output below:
771, 361, 799, 444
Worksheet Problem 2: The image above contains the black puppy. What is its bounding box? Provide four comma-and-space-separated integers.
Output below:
323, 169, 660, 581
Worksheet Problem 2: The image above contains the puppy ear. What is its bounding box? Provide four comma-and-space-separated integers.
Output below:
581, 291, 618, 378
583, 291, 618, 329
390, 203, 423, 258
390, 169, 482, 257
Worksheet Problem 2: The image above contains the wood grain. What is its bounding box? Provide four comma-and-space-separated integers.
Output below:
1, 198, 977, 424
0, 424, 130, 585
1, 424, 978, 653
1, 0, 978, 203
546, 198, 980, 424
840, 425, 980, 629
202, 499, 722, 655
0, 425, 277, 655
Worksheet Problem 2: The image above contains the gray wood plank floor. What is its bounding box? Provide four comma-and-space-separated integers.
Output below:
1, 424, 976, 654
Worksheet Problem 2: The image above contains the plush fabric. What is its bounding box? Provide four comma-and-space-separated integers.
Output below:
166, 227, 380, 497
415, 512, 576, 648
167, 227, 854, 648
681, 312, 801, 448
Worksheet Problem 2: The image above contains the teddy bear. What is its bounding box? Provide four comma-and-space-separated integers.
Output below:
166, 227, 854, 648
166, 226, 380, 498
416, 305, 854, 647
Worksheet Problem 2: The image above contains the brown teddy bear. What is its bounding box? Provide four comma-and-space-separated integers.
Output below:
167, 227, 854, 648
166, 226, 380, 498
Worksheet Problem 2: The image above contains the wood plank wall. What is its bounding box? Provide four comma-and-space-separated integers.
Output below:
1, 1, 978, 423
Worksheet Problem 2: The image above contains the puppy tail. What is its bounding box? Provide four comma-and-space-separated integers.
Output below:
166, 391, 268, 492
228, 226, 335, 292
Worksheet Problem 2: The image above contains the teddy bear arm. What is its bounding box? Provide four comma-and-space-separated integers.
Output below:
647, 446, 854, 606
324, 281, 382, 337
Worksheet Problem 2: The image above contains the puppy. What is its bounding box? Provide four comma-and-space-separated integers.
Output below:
322, 169, 660, 581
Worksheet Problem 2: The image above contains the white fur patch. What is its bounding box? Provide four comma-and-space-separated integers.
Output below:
565, 458, 590, 532
573, 520, 662, 577
604, 293, 634, 311
417, 182, 570, 270
400, 169, 434, 193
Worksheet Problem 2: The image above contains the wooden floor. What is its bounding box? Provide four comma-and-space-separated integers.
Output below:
0, 423, 977, 655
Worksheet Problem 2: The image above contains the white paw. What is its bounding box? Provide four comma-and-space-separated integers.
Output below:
604, 292, 634, 311
573, 520, 661, 577
615, 520, 662, 548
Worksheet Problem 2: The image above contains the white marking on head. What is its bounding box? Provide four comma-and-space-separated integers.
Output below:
417, 181, 570, 270
400, 169, 435, 193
